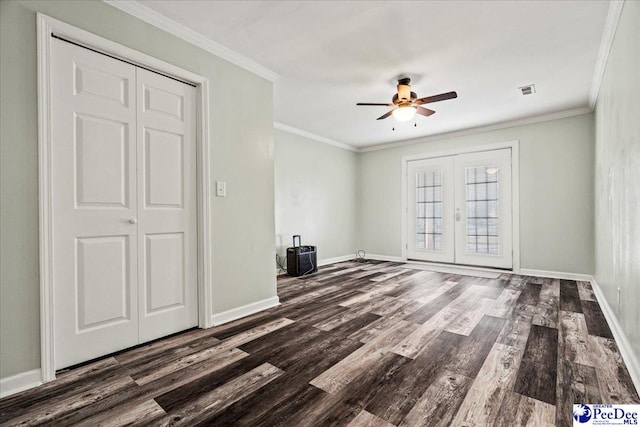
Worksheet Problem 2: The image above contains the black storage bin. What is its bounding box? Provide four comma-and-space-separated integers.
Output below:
287, 235, 317, 276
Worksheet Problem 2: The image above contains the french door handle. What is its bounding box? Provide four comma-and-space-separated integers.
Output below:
455, 208, 461, 221
129, 218, 138, 224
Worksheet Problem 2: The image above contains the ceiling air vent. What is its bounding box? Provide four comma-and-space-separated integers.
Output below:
519, 84, 536, 95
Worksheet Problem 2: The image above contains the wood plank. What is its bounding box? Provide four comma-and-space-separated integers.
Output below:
133, 347, 248, 385
348, 301, 423, 343
587, 335, 640, 403
414, 280, 459, 304
2, 375, 137, 426
349, 410, 395, 427
581, 300, 614, 339
53, 352, 267, 425
309, 320, 418, 393
263, 353, 410, 426
391, 306, 461, 358
445, 297, 496, 336
555, 359, 600, 427
487, 288, 521, 318
329, 312, 383, 337
514, 395, 556, 427
75, 399, 166, 427
364, 332, 466, 425
114, 330, 216, 365
559, 279, 583, 313
494, 392, 556, 427
249, 384, 326, 426
206, 332, 364, 426
239, 324, 364, 372
557, 311, 592, 366
496, 303, 535, 350
403, 282, 472, 324
515, 282, 542, 306
576, 280, 597, 301
532, 279, 560, 328
0, 357, 122, 421
444, 316, 506, 378
513, 324, 559, 405
450, 343, 522, 426
369, 296, 415, 316
399, 369, 472, 427
154, 363, 283, 426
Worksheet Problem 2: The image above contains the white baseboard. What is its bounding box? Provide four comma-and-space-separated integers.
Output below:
590, 277, 640, 395
518, 268, 593, 282
366, 254, 403, 262
210, 296, 280, 327
0, 369, 42, 398
317, 255, 354, 266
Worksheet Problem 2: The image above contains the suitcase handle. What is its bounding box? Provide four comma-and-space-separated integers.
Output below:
293, 235, 301, 247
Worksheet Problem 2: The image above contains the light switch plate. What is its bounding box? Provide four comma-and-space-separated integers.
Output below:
216, 181, 226, 197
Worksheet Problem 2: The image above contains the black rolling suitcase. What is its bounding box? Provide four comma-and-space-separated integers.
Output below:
286, 235, 317, 276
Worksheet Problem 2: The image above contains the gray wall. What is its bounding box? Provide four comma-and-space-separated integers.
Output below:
0, 0, 276, 379
594, 1, 640, 361
358, 114, 595, 274
274, 129, 358, 263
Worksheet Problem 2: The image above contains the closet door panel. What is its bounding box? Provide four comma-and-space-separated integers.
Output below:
51, 38, 139, 369
136, 68, 198, 343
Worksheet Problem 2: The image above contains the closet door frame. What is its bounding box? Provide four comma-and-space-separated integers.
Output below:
37, 13, 213, 382
401, 140, 520, 272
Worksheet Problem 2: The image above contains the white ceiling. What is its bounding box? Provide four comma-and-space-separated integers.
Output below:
138, 0, 612, 148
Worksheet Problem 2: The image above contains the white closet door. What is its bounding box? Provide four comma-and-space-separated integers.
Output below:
407, 156, 455, 263
454, 149, 512, 269
52, 39, 198, 369
51, 38, 139, 369
136, 69, 198, 343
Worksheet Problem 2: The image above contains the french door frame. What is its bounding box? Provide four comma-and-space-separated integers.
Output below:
401, 140, 520, 273
37, 14, 213, 382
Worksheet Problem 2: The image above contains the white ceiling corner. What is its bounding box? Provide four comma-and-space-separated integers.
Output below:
112, 0, 617, 148
588, 0, 625, 110
274, 122, 358, 152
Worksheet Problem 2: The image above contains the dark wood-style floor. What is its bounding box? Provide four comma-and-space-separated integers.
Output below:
1, 260, 638, 426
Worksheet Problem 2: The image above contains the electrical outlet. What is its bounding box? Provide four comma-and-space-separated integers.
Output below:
216, 181, 226, 197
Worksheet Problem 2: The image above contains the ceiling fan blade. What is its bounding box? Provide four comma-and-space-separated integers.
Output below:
416, 106, 436, 117
376, 110, 394, 120
415, 91, 458, 105
357, 102, 394, 106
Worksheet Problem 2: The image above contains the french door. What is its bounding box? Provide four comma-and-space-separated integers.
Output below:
407, 148, 513, 269
51, 37, 198, 369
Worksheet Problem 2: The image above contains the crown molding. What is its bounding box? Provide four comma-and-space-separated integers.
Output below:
274, 122, 358, 152
358, 107, 592, 153
102, 0, 279, 82
277, 106, 592, 154
588, 0, 624, 110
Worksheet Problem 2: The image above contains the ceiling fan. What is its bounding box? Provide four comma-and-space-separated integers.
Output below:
357, 77, 457, 122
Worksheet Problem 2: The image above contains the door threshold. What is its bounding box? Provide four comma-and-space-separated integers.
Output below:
402, 260, 511, 279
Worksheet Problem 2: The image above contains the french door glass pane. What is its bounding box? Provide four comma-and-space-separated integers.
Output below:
465, 165, 499, 254
416, 170, 442, 250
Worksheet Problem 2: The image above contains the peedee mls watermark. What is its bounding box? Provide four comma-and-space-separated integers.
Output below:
573, 404, 640, 426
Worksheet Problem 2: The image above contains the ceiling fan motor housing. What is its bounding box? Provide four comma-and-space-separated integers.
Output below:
397, 82, 411, 102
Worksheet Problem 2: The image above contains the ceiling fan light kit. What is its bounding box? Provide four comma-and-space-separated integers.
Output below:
392, 106, 417, 122
357, 77, 457, 123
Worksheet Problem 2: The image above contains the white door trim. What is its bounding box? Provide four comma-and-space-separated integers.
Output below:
401, 140, 520, 273
37, 13, 213, 382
